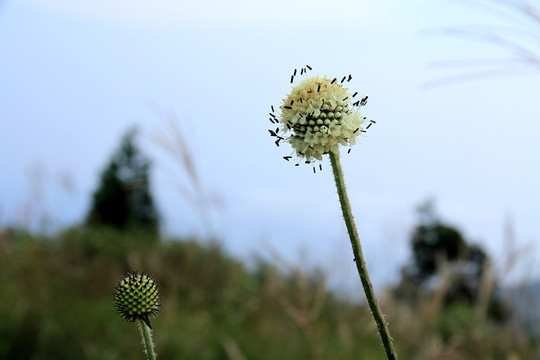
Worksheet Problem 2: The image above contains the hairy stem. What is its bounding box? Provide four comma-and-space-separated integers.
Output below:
329, 151, 398, 360
138, 319, 157, 360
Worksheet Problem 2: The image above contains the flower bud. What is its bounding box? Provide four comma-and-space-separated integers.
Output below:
113, 271, 162, 329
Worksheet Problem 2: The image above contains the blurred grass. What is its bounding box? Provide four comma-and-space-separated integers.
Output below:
0, 227, 536, 359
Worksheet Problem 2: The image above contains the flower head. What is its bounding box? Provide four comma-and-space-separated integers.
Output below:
269, 67, 371, 170
113, 271, 162, 329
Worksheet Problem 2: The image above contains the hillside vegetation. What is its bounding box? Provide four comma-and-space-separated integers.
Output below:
0, 227, 536, 359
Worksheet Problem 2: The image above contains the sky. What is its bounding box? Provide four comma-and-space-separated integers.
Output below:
1, 0, 540, 295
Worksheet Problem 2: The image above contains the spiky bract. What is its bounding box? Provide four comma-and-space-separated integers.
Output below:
113, 271, 162, 329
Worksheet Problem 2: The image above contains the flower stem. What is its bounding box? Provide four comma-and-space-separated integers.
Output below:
138, 319, 157, 360
329, 151, 398, 360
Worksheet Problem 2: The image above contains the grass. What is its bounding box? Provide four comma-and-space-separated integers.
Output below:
0, 226, 537, 359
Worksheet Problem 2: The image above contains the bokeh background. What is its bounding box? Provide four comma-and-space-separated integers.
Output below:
1, 0, 540, 359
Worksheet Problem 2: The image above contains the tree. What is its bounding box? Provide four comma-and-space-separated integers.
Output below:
410, 202, 487, 291
86, 129, 159, 233
395, 201, 505, 319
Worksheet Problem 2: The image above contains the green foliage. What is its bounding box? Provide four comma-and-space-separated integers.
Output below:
397, 201, 492, 306
86, 129, 159, 233
0, 226, 535, 359
412, 223, 470, 278
0, 229, 385, 360
389, 200, 520, 359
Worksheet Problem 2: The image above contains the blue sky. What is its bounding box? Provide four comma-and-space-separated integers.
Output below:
1, 0, 540, 293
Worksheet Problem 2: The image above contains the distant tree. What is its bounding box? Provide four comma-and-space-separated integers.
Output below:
395, 201, 506, 320
86, 129, 159, 233
410, 201, 486, 286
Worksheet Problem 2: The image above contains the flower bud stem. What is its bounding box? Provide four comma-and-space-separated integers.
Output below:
138, 319, 157, 360
329, 151, 398, 360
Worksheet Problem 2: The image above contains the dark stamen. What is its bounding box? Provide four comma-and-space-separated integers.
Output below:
361, 96, 368, 106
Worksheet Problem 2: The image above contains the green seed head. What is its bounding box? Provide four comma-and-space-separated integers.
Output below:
113, 271, 162, 329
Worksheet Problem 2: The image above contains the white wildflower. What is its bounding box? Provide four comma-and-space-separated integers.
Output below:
269, 68, 370, 167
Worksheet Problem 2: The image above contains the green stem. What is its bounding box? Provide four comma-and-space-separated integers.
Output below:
329, 151, 398, 360
138, 319, 157, 360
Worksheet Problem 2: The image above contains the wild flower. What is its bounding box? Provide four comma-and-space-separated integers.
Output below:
267, 66, 397, 359
269, 66, 374, 171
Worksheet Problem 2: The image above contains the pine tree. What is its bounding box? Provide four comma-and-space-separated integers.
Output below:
86, 129, 159, 233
